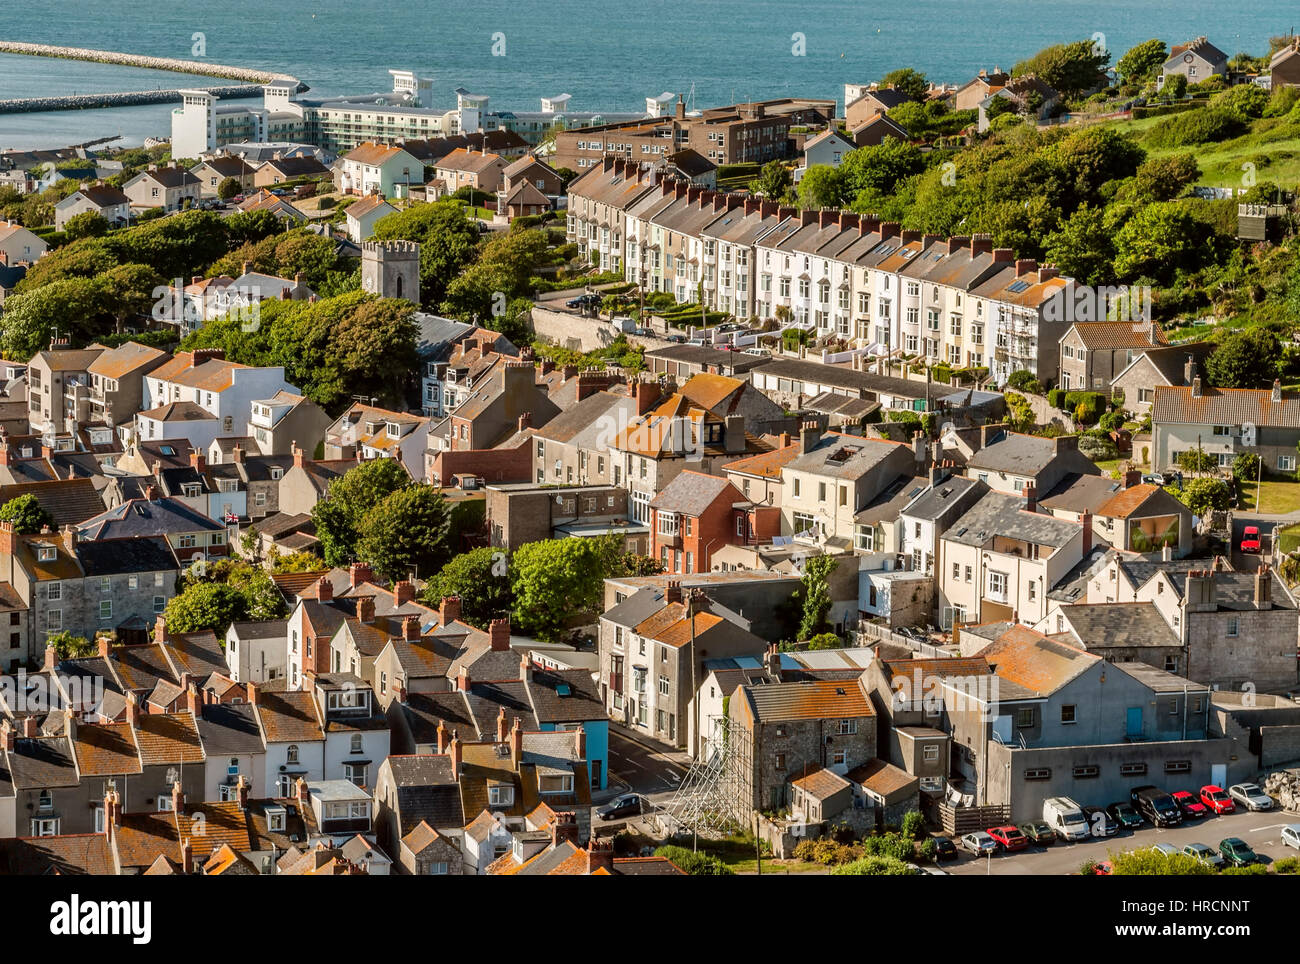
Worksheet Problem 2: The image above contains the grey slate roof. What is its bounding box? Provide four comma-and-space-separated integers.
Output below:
649, 470, 736, 516
385, 754, 464, 833
1059, 602, 1179, 649
947, 491, 1080, 549
786, 432, 903, 481
902, 474, 982, 521
196, 702, 265, 755
75, 536, 177, 577
966, 431, 1099, 478
77, 497, 225, 539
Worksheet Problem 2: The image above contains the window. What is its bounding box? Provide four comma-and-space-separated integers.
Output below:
158, 794, 175, 812
987, 570, 1007, 600
488, 785, 513, 807
286, 744, 299, 764
1226, 617, 1238, 637
46, 610, 62, 631
1072, 765, 1099, 779
1014, 707, 1034, 728
1024, 768, 1051, 780
47, 582, 61, 601
837, 719, 857, 735
350, 734, 363, 753
1060, 705, 1076, 724
343, 762, 367, 787
540, 773, 574, 794
153, 596, 166, 614
922, 744, 939, 763
1164, 760, 1191, 774
831, 749, 847, 766
774, 753, 786, 770
127, 575, 138, 590
1280, 455, 1296, 472
99, 600, 112, 621
1119, 762, 1147, 777
31, 818, 59, 836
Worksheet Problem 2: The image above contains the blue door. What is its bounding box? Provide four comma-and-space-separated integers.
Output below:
1126, 706, 1143, 738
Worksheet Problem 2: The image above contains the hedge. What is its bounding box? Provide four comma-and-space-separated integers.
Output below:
1048, 388, 1067, 409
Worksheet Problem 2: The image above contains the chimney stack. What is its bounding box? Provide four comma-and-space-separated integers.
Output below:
316, 575, 333, 602
1080, 511, 1092, 555
394, 580, 416, 606
1191, 376, 1202, 398
439, 595, 461, 625
456, 665, 471, 692
171, 780, 185, 816
236, 774, 249, 811
551, 811, 580, 846
665, 580, 682, 606
510, 716, 523, 768
246, 680, 259, 706
489, 617, 510, 651
357, 595, 375, 623
403, 614, 421, 641
496, 706, 508, 743
349, 562, 373, 588
1021, 482, 1036, 513
43, 644, 57, 672
586, 836, 615, 874
21, 715, 38, 738
573, 723, 586, 761
295, 777, 310, 810
449, 731, 462, 773
519, 650, 533, 682
1255, 565, 1273, 609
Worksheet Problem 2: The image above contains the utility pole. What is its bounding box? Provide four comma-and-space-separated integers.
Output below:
688, 586, 700, 853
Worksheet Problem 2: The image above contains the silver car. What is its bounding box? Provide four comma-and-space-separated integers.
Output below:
960, 831, 998, 855
1228, 783, 1274, 812
1281, 825, 1300, 850
1183, 842, 1226, 869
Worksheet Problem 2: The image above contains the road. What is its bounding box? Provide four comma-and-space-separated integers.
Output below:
592, 727, 691, 834
942, 806, 1300, 875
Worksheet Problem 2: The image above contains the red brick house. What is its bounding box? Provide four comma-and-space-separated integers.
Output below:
649, 471, 779, 575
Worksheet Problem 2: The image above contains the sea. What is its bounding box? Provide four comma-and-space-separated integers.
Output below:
0, 0, 1292, 150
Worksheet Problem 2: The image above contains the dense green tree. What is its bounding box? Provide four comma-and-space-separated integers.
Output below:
1043, 205, 1115, 286
797, 165, 845, 209
796, 554, 839, 640
420, 546, 512, 629
748, 160, 793, 201
47, 630, 95, 659
97, 262, 165, 333
1117, 39, 1168, 83
1132, 154, 1200, 202
62, 211, 109, 240
1205, 327, 1282, 388
879, 68, 929, 101
311, 458, 412, 566
1179, 477, 1231, 515
840, 137, 926, 202
1210, 83, 1269, 119
163, 582, 247, 634
0, 278, 106, 359
440, 228, 552, 320
1044, 126, 1144, 203
0, 493, 53, 534
371, 201, 480, 306
510, 538, 606, 640
1112, 202, 1215, 284
355, 484, 452, 581
217, 177, 241, 200
1013, 39, 1110, 99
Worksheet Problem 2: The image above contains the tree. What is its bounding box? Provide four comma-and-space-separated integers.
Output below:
371, 201, 480, 307
1013, 39, 1110, 99
1132, 154, 1200, 202
1045, 126, 1144, 203
806, 632, 843, 650
0, 493, 53, 534
420, 546, 511, 629
269, 549, 325, 573
163, 582, 246, 634
748, 160, 793, 201
839, 137, 926, 201
1112, 202, 1215, 285
1206, 327, 1281, 389
62, 211, 109, 240
355, 484, 452, 581
440, 228, 552, 320
1179, 477, 1230, 515
880, 68, 929, 101
96, 262, 165, 334
1232, 451, 1262, 483
1175, 449, 1217, 473
797, 165, 845, 210
329, 297, 420, 407
1116, 39, 1168, 83
0, 277, 106, 360
1043, 205, 1114, 286
510, 539, 606, 640
47, 630, 95, 659
796, 554, 839, 640
311, 458, 411, 566
217, 176, 241, 200
1164, 73, 1188, 99
1210, 83, 1269, 119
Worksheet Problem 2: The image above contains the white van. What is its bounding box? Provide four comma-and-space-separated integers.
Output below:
1042, 796, 1089, 841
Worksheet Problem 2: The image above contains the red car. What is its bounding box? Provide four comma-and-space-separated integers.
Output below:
986, 825, 1029, 851
1093, 860, 1113, 875
1171, 790, 1208, 819
1199, 785, 1236, 814
1240, 526, 1261, 553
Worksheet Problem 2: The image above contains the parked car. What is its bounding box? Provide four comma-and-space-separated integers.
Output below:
1150, 843, 1181, 857
742, 347, 771, 357
960, 831, 998, 856
1219, 837, 1259, 867
1228, 783, 1274, 812
1183, 843, 1226, 869
986, 825, 1029, 851
1240, 525, 1261, 553
1018, 820, 1055, 846
565, 293, 601, 309
1171, 791, 1209, 819
1281, 825, 1300, 851
1092, 860, 1113, 875
595, 794, 643, 820
1082, 806, 1119, 837
1106, 801, 1144, 829
1131, 785, 1182, 827
665, 334, 687, 344
932, 835, 958, 861
1141, 472, 1167, 486
1199, 785, 1236, 814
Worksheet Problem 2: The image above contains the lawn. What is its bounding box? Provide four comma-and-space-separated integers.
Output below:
1236, 479, 1300, 514
726, 857, 826, 874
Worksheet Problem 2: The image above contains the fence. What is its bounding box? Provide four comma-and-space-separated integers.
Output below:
937, 803, 1011, 836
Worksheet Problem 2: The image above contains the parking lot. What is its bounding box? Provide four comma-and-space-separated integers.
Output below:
942, 806, 1300, 874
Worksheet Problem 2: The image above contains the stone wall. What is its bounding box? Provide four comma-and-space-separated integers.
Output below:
531, 306, 674, 355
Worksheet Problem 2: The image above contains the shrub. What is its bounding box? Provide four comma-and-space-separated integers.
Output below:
1145, 106, 1248, 148
1007, 370, 1042, 394
653, 844, 734, 875
862, 832, 914, 863
830, 856, 917, 875
1078, 434, 1119, 460
1176, 449, 1217, 473
1179, 477, 1230, 515
1048, 388, 1067, 409
1098, 410, 1125, 432
887, 410, 922, 430
1232, 451, 1261, 483
1220, 864, 1268, 875
918, 838, 938, 863
1273, 856, 1300, 875
1111, 849, 1212, 875
901, 811, 926, 840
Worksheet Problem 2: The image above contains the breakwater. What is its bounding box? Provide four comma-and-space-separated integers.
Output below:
0, 41, 297, 83
0, 84, 266, 113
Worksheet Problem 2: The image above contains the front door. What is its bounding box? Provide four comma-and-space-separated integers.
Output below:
1211, 763, 1227, 788
1126, 706, 1143, 738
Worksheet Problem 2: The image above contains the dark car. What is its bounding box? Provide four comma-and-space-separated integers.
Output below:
1106, 801, 1144, 829
595, 793, 643, 821
1219, 837, 1259, 867
1131, 785, 1182, 828
1082, 806, 1119, 838
565, 293, 601, 309
932, 836, 958, 861
1018, 820, 1055, 846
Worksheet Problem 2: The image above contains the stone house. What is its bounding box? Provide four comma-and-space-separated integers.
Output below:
122, 166, 201, 212
1110, 344, 1212, 419
1058, 320, 1167, 393
1160, 36, 1229, 89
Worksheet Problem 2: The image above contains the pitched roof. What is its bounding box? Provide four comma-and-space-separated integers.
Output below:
0, 834, 115, 875
946, 490, 1080, 549
1152, 384, 1300, 428
723, 441, 799, 479
975, 627, 1099, 697
0, 478, 105, 526
648, 470, 738, 516
1069, 321, 1166, 350
341, 142, 411, 166
72, 722, 142, 776
790, 764, 851, 800
133, 711, 205, 765
741, 679, 873, 723
1058, 602, 1179, 649
255, 690, 324, 744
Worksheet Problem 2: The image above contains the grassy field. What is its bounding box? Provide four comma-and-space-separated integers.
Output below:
1236, 479, 1300, 514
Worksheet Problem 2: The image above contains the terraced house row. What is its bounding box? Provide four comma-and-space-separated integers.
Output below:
568, 158, 1073, 385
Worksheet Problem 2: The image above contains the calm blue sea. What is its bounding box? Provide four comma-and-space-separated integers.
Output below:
0, 0, 1290, 149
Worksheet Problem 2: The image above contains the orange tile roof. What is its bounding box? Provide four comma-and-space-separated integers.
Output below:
724, 441, 799, 479
179, 803, 255, 855
343, 142, 409, 165
679, 372, 743, 413
72, 722, 142, 776
1097, 483, 1163, 520
978, 627, 1099, 696
790, 764, 851, 800
633, 602, 724, 649
1070, 321, 1167, 351
133, 711, 205, 766
256, 690, 324, 743
742, 678, 874, 722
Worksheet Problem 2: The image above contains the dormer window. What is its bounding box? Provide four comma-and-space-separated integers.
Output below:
386, 422, 400, 438
37, 545, 57, 562
540, 774, 574, 795
488, 784, 514, 807
266, 805, 286, 832
270, 467, 283, 481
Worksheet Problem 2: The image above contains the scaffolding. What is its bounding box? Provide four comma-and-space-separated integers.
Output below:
655, 715, 751, 839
